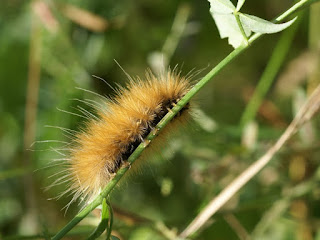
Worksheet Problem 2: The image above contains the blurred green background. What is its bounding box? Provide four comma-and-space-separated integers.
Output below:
1, 0, 320, 239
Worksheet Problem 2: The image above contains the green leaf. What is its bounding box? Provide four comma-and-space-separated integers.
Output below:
240, 14, 297, 34
87, 198, 109, 240
236, 0, 246, 11
208, 0, 235, 14
211, 13, 251, 48
101, 198, 109, 219
208, 0, 297, 48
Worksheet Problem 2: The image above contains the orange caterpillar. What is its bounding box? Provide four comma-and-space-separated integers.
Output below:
58, 70, 193, 205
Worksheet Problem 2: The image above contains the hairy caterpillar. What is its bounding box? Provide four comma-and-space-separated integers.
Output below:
51, 69, 193, 206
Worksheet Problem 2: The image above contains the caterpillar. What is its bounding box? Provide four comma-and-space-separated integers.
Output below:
52, 69, 193, 206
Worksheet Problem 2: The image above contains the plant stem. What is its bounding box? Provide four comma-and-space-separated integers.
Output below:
51, 0, 318, 239
240, 15, 301, 127
87, 198, 109, 240
234, 12, 249, 45
106, 201, 114, 240
179, 80, 320, 239
52, 47, 246, 240
236, 0, 246, 12
308, 1, 320, 93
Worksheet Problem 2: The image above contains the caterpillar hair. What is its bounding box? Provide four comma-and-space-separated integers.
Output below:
49, 68, 194, 206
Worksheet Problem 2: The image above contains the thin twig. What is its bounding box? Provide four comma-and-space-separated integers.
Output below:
162, 3, 191, 64
149, 3, 191, 73
224, 214, 250, 240
61, 4, 109, 32
178, 84, 320, 239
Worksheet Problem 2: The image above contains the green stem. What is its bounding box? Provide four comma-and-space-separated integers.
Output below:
51, 0, 317, 239
87, 198, 109, 240
106, 201, 114, 240
240, 15, 301, 127
234, 12, 249, 45
236, 0, 246, 12
308, 1, 320, 92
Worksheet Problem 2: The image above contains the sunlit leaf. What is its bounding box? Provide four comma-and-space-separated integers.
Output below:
211, 12, 251, 48
240, 14, 297, 34
236, 0, 246, 11
208, 0, 235, 14
208, 0, 298, 48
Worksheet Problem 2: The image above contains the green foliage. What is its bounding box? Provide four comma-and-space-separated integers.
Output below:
1, 0, 320, 240
208, 0, 296, 47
